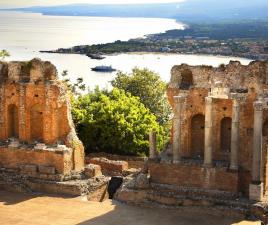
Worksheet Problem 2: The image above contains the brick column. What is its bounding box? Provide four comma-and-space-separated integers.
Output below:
204, 96, 213, 167
149, 131, 157, 159
19, 84, 26, 141
230, 97, 240, 170
0, 85, 5, 140
250, 99, 264, 201
43, 83, 51, 143
172, 95, 185, 163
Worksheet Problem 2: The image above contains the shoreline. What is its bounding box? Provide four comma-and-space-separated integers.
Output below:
40, 50, 254, 62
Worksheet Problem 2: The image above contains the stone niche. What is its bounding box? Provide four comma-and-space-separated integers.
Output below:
0, 58, 84, 180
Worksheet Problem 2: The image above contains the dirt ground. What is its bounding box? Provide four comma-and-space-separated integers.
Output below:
0, 190, 261, 225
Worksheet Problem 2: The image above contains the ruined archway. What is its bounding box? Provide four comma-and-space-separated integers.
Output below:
191, 114, 205, 157
263, 119, 268, 136
220, 117, 232, 152
180, 69, 193, 90
8, 104, 19, 138
30, 104, 43, 142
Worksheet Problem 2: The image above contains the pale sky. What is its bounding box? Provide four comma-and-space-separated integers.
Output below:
0, 0, 184, 8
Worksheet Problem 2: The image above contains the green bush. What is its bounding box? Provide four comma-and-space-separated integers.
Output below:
111, 68, 171, 125
72, 88, 165, 156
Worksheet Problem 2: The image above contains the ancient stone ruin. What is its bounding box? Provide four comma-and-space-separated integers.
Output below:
116, 60, 268, 222
0, 58, 84, 180
164, 60, 268, 201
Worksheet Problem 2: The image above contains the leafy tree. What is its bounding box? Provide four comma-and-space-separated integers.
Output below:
72, 88, 165, 156
0, 50, 10, 60
111, 68, 171, 125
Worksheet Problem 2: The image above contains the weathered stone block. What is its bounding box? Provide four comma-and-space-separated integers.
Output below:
21, 164, 37, 173
89, 157, 128, 175
85, 164, 102, 178
39, 165, 56, 175
249, 183, 264, 201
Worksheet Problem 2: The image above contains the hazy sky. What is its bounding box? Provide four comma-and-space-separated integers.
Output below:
0, 0, 184, 8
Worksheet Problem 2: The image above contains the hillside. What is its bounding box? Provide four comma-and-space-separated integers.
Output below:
3, 0, 268, 22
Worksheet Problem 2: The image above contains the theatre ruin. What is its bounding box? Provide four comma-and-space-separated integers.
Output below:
0, 58, 84, 180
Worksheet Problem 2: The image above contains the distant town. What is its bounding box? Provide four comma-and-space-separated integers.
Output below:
41, 22, 268, 60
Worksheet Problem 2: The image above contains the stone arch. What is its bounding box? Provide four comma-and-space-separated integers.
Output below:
30, 104, 43, 142
220, 117, 232, 152
191, 114, 205, 157
8, 104, 19, 138
180, 69, 193, 90
263, 119, 268, 136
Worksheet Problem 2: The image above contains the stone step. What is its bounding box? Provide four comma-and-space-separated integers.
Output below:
147, 183, 251, 211
151, 183, 239, 200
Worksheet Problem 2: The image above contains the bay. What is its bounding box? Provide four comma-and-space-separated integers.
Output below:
0, 11, 252, 89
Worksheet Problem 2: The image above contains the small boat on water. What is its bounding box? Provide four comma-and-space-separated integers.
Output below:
91, 65, 116, 72
87, 53, 105, 60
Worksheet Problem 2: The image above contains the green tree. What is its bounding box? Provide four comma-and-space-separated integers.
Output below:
72, 88, 165, 156
111, 68, 171, 125
0, 50, 10, 60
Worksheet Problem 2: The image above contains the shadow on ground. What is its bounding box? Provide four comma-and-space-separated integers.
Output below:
77, 200, 247, 225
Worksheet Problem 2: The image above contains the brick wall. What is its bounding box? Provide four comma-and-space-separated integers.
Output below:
149, 162, 238, 193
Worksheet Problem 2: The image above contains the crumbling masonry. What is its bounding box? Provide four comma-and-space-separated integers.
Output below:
0, 58, 84, 181
152, 60, 268, 201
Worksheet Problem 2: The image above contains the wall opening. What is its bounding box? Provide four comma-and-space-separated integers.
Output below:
263, 119, 268, 136
8, 104, 19, 138
30, 104, 43, 142
191, 114, 205, 158
180, 69, 193, 90
220, 117, 232, 152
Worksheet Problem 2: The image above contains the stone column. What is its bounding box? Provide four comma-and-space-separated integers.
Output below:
252, 100, 263, 183
149, 131, 157, 159
19, 84, 26, 141
250, 100, 264, 201
230, 97, 240, 170
172, 95, 185, 163
204, 97, 213, 166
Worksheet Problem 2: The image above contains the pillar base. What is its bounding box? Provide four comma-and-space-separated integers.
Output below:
203, 163, 213, 168
229, 165, 238, 171
249, 183, 264, 201
173, 160, 181, 164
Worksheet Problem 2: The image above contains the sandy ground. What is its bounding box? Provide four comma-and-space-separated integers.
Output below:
0, 190, 261, 225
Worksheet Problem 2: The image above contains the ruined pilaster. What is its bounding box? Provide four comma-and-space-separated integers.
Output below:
43, 83, 52, 143
19, 84, 26, 141
0, 85, 5, 140
172, 95, 185, 163
204, 96, 213, 167
149, 131, 157, 159
250, 99, 264, 201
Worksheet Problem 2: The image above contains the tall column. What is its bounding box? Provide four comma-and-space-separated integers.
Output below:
172, 96, 185, 163
149, 131, 157, 159
249, 100, 264, 201
230, 97, 240, 170
252, 100, 263, 183
204, 97, 213, 166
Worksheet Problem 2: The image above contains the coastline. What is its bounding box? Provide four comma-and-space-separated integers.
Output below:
39, 50, 254, 62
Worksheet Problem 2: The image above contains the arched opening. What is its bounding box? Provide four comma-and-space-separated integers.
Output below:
263, 119, 268, 136
8, 104, 19, 138
180, 69, 193, 90
30, 104, 43, 142
191, 114, 205, 157
220, 117, 232, 152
